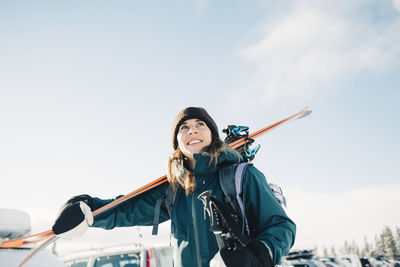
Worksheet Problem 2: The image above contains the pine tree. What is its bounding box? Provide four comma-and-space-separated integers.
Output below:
351, 239, 360, 256
339, 244, 344, 255
396, 227, 400, 248
323, 246, 328, 257
314, 246, 319, 257
331, 246, 337, 257
396, 227, 400, 260
340, 240, 353, 255
382, 226, 397, 260
375, 233, 385, 257
361, 236, 372, 258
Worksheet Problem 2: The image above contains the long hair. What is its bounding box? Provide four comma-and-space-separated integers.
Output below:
167, 138, 227, 195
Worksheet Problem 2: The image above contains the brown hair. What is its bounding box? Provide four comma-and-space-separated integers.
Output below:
167, 134, 227, 195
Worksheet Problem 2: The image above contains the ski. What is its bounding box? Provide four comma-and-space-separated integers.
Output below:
1, 107, 311, 266
229, 108, 312, 149
0, 229, 54, 248
17, 235, 59, 267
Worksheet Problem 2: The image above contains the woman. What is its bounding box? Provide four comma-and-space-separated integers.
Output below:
52, 107, 296, 267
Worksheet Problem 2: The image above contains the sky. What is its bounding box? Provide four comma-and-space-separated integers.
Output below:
1, 0, 399, 257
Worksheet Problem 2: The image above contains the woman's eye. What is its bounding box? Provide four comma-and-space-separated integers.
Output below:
180, 125, 188, 130
197, 122, 205, 127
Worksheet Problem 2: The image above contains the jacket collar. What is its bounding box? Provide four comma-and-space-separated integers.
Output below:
192, 149, 242, 176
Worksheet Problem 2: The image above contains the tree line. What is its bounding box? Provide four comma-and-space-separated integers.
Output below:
319, 226, 400, 260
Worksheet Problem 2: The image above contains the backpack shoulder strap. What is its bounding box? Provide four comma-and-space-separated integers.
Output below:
164, 185, 178, 218
234, 162, 251, 234
219, 162, 252, 235
152, 184, 177, 235
219, 164, 240, 214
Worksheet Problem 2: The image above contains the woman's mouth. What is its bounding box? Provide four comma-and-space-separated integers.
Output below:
188, 139, 202, 145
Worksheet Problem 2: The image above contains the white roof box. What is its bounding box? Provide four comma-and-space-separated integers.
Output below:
0, 209, 31, 239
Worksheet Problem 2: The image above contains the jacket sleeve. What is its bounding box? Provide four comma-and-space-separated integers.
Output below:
242, 165, 296, 265
90, 182, 171, 230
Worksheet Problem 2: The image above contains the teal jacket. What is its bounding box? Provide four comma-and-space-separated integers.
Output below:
91, 150, 296, 267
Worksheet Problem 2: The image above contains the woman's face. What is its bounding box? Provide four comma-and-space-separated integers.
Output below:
177, 118, 212, 161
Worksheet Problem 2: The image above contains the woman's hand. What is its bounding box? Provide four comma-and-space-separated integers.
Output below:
220, 240, 273, 267
52, 195, 94, 240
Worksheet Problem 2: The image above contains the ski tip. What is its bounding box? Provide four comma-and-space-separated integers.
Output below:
297, 108, 312, 119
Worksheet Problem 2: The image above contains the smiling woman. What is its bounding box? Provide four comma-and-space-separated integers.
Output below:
50, 106, 296, 267
168, 107, 225, 193
163, 107, 295, 267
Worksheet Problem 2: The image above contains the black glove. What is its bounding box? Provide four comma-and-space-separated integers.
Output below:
220, 240, 273, 267
65, 194, 94, 210
52, 194, 94, 239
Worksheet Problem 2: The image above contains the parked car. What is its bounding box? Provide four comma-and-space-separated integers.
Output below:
360, 258, 373, 267
283, 250, 326, 267
0, 208, 66, 267
319, 257, 346, 267
369, 256, 393, 267
339, 254, 363, 267
283, 257, 327, 267
60, 243, 173, 267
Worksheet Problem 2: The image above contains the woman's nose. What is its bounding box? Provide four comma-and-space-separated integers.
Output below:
188, 126, 198, 134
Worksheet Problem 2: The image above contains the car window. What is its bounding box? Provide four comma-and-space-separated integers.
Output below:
69, 262, 89, 267
94, 253, 140, 267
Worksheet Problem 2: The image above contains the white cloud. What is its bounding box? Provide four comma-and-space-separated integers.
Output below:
394, 0, 400, 11
239, 1, 400, 103
285, 183, 400, 250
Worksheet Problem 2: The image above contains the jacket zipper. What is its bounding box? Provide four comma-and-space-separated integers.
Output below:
191, 193, 202, 267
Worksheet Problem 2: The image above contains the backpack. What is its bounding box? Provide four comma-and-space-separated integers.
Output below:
151, 163, 286, 236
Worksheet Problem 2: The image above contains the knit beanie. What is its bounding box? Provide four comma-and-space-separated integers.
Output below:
172, 107, 220, 150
